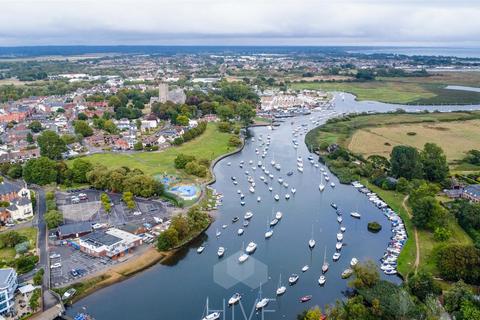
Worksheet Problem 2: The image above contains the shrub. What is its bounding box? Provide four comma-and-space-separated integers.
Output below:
434, 227, 452, 241
228, 135, 242, 147
174, 154, 196, 169
367, 221, 382, 233
217, 121, 232, 133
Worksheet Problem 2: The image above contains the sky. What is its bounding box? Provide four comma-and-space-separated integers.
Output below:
0, 0, 479, 46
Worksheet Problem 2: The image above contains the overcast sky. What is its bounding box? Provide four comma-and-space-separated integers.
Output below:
0, 0, 479, 46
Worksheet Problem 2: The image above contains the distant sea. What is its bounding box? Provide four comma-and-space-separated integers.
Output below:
0, 45, 479, 58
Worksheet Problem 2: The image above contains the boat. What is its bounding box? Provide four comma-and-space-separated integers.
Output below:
228, 293, 242, 306
202, 312, 220, 320
350, 212, 361, 219
331, 203, 338, 209
244, 211, 253, 220
265, 229, 273, 239
333, 252, 341, 261
246, 242, 257, 254
233, 181, 238, 185
270, 218, 279, 226
288, 274, 299, 285
249, 186, 255, 193
240, 201, 245, 206
274, 194, 280, 201
275, 211, 283, 220
335, 242, 343, 250
291, 188, 296, 194
319, 175, 325, 192
340, 226, 346, 233
217, 247, 225, 257
278, 178, 284, 184
216, 229, 221, 237
297, 167, 304, 173
318, 275, 326, 285
330, 182, 335, 188
243, 221, 249, 227
300, 295, 312, 303
240, 193, 245, 199
276, 274, 286, 296
285, 194, 290, 200
222, 224, 227, 229
238, 228, 244, 235
238, 253, 249, 263
275, 164, 281, 170
341, 268, 354, 279
337, 216, 343, 223
324, 176, 330, 181
350, 257, 358, 267
232, 216, 239, 223
197, 246, 205, 254
231, 176, 236, 181
337, 233, 343, 241
287, 171, 294, 176
283, 182, 289, 188
256, 284, 269, 310
301, 265, 309, 272
322, 247, 329, 273
384, 269, 397, 275
268, 187, 273, 192
257, 196, 261, 202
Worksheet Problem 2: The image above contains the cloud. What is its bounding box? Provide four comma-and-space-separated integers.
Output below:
0, 0, 478, 45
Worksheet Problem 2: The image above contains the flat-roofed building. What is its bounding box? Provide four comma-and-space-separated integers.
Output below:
78, 228, 142, 259
0, 268, 18, 315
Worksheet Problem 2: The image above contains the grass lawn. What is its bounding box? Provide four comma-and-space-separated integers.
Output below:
289, 72, 480, 105
348, 120, 480, 162
76, 123, 234, 181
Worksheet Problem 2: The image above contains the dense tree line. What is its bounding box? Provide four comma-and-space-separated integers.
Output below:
174, 154, 208, 177
172, 122, 207, 146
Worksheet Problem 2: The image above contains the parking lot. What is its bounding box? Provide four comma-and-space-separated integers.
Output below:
49, 244, 118, 288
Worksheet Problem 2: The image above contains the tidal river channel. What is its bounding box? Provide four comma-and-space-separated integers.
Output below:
67, 94, 480, 320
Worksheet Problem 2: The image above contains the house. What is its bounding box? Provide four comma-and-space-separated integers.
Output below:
78, 228, 142, 259
7, 196, 33, 221
57, 222, 92, 240
0, 181, 29, 203
140, 119, 158, 132
0, 268, 18, 314
114, 139, 130, 150
462, 184, 480, 202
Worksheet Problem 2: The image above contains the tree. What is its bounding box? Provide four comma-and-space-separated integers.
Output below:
171, 214, 190, 240
176, 115, 189, 126
157, 228, 179, 251
407, 270, 440, 302
236, 103, 256, 128
174, 154, 196, 169
396, 177, 410, 193
74, 120, 94, 137
103, 120, 118, 134
421, 143, 449, 182
108, 96, 122, 109
37, 130, 67, 160
228, 135, 242, 147
6, 164, 23, 179
23, 157, 58, 185
411, 196, 447, 230
28, 120, 43, 133
133, 141, 143, 151
44, 210, 63, 229
71, 158, 93, 183
444, 281, 474, 314
436, 245, 480, 284
100, 193, 112, 213
350, 260, 380, 289
77, 112, 88, 120
390, 146, 423, 180
26, 132, 34, 144
216, 105, 234, 121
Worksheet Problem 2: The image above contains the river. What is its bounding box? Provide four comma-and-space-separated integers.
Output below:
67, 94, 480, 320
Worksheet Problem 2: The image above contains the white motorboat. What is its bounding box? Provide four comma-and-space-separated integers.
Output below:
324, 176, 330, 181
301, 265, 309, 272
240, 193, 245, 199
340, 226, 346, 232
222, 224, 227, 229
318, 275, 326, 285
233, 181, 238, 185
278, 178, 284, 184
243, 221, 249, 227
342, 268, 354, 279
337, 233, 343, 241
265, 229, 273, 239
350, 212, 361, 219
333, 252, 341, 261
330, 182, 335, 188
285, 194, 290, 200
288, 274, 299, 285
308, 239, 316, 249
216, 229, 221, 237
237, 189, 241, 194
276, 275, 286, 296
217, 247, 225, 257
336, 242, 343, 250
249, 186, 255, 193
275, 164, 281, 171
270, 218, 279, 227
257, 196, 261, 202
246, 242, 257, 254
319, 183, 325, 192
244, 211, 253, 220
297, 167, 304, 172
350, 257, 358, 267
274, 194, 280, 201
337, 216, 343, 223
228, 293, 242, 306
197, 246, 205, 254
291, 188, 296, 194
238, 253, 249, 263
269, 187, 273, 192
275, 211, 283, 220
237, 228, 244, 236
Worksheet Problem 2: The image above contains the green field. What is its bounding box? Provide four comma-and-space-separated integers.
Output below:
289, 72, 480, 105
76, 124, 234, 180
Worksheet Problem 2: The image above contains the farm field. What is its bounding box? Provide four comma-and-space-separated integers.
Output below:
289, 72, 480, 105
75, 123, 234, 180
348, 120, 480, 162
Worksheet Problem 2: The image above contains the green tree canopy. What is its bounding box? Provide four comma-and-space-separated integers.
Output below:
37, 130, 67, 160
390, 146, 423, 180
23, 157, 58, 185
421, 143, 449, 182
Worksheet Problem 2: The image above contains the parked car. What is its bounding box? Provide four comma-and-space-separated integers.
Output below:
51, 263, 62, 269
78, 193, 88, 200
49, 253, 61, 259
62, 288, 76, 300
133, 211, 142, 216
70, 269, 78, 277
71, 196, 80, 204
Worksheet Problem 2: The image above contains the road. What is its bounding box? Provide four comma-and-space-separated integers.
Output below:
31, 186, 59, 310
